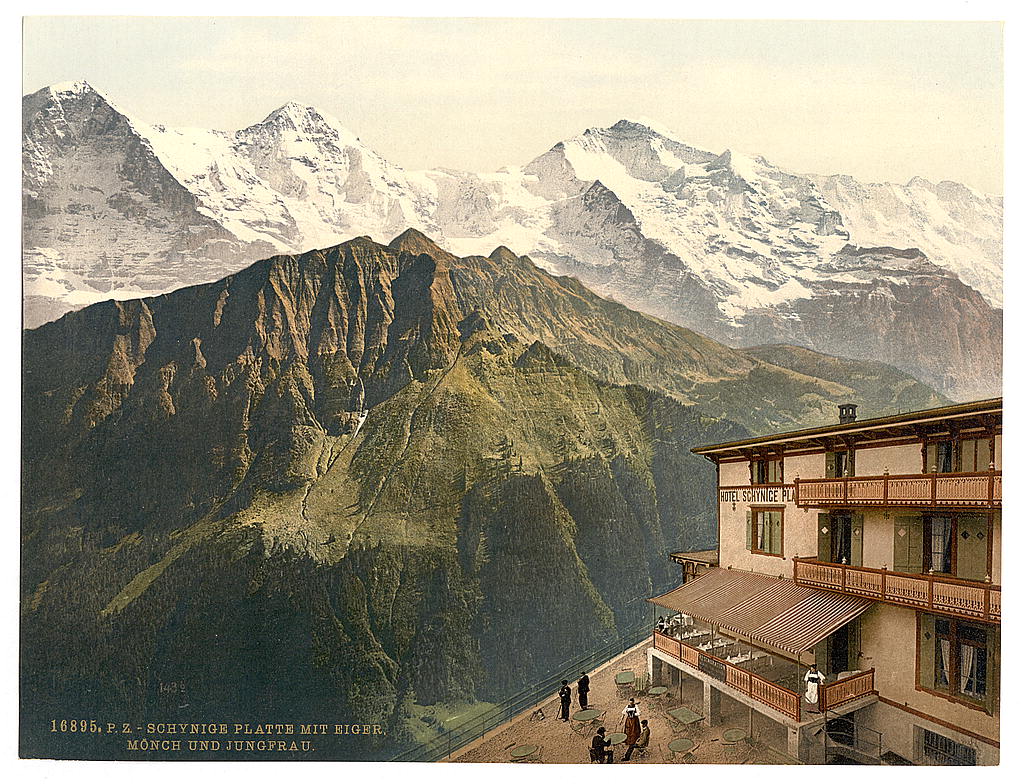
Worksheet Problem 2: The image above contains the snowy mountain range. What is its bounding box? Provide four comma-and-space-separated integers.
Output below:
22, 81, 1002, 399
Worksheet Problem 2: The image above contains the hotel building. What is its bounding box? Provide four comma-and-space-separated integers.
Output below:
648, 399, 1000, 764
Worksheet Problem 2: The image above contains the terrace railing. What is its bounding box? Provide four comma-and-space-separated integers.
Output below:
653, 630, 801, 722
793, 471, 1001, 509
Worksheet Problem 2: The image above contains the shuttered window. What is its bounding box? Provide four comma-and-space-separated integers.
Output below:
919, 614, 996, 711
959, 437, 993, 473
751, 458, 783, 484
924, 435, 995, 473
751, 508, 783, 556
825, 449, 855, 478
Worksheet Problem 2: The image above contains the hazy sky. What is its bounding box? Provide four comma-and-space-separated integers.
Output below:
22, 17, 1004, 192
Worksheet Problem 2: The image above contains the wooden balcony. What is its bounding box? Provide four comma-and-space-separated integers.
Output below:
653, 630, 802, 721
793, 557, 1000, 624
793, 471, 1001, 509
819, 669, 877, 712
652, 631, 876, 723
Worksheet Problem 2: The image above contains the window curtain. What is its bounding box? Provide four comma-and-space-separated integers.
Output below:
834, 517, 849, 563
930, 518, 952, 572
960, 645, 978, 696
937, 638, 950, 686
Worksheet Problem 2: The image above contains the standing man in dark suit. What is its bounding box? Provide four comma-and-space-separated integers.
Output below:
558, 680, 572, 721
577, 671, 590, 709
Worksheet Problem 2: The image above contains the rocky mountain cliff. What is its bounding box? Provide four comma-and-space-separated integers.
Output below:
21, 231, 944, 759
23, 84, 1001, 400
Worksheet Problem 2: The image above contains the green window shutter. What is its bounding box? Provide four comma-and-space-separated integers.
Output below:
851, 513, 864, 567
818, 513, 831, 562
771, 512, 783, 555
986, 626, 999, 713
956, 514, 988, 581
926, 443, 937, 473
848, 449, 856, 477
893, 515, 917, 572
918, 614, 936, 690
746, 509, 752, 550
960, 439, 975, 472
907, 517, 924, 573
978, 438, 992, 472
825, 451, 837, 479
848, 619, 862, 666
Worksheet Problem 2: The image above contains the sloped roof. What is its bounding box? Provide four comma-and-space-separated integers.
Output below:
649, 568, 873, 655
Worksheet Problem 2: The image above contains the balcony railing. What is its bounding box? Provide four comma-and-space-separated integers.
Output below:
793, 557, 1000, 623
820, 669, 876, 712
793, 471, 1001, 508
652, 631, 877, 722
654, 631, 802, 722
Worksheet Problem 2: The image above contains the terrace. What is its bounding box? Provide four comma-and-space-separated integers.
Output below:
652, 625, 875, 723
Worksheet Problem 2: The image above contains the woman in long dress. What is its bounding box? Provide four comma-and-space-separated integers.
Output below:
622, 698, 641, 746
804, 665, 823, 709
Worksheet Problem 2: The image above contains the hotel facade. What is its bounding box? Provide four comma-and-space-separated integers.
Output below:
648, 399, 1001, 764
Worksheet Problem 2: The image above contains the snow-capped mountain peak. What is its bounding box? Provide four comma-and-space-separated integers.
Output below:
47, 79, 95, 97
250, 101, 363, 148
22, 84, 1003, 399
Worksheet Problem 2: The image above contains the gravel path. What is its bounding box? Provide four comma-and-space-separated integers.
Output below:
450, 644, 796, 765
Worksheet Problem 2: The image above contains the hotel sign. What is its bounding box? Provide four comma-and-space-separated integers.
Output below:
720, 486, 794, 504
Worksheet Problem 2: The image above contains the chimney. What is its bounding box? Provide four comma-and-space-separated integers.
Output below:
838, 403, 858, 425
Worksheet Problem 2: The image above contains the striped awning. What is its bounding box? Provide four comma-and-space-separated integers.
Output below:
649, 568, 873, 655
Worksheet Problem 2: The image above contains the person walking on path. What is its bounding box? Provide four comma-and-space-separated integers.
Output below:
558, 680, 572, 721
623, 719, 650, 761
622, 698, 641, 746
577, 671, 590, 709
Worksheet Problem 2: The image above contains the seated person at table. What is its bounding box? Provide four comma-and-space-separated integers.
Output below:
623, 719, 650, 761
656, 616, 666, 633
591, 727, 614, 763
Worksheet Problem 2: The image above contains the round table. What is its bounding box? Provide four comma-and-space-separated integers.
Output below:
668, 738, 694, 754
607, 732, 627, 745
722, 728, 747, 743
572, 709, 600, 722
648, 686, 669, 697
510, 744, 538, 760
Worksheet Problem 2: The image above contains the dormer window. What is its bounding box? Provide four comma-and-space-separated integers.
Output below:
751, 457, 783, 485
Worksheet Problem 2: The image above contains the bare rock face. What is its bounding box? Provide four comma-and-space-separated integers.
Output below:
21, 232, 945, 759
22, 82, 278, 328
24, 86, 1001, 399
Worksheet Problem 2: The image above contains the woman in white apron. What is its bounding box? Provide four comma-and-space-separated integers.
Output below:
804, 664, 823, 709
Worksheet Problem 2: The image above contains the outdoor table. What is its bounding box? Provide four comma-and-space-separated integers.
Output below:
607, 732, 627, 745
668, 738, 695, 754
667, 706, 703, 725
571, 708, 602, 736
615, 671, 635, 685
510, 744, 539, 761
722, 728, 747, 744
648, 686, 669, 697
